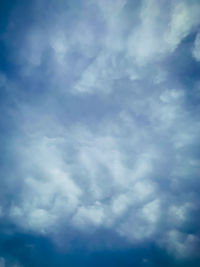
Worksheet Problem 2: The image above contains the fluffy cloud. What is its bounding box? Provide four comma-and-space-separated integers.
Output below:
1, 0, 200, 265
5, 84, 200, 260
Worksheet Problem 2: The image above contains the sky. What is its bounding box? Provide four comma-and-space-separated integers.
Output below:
0, 0, 200, 266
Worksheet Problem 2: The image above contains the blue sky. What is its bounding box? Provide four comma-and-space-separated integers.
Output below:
0, 0, 200, 266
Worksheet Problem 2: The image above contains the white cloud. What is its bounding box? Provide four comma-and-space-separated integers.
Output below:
161, 230, 200, 259
7, 83, 200, 256
111, 194, 131, 216
7, 0, 200, 96
127, 0, 166, 65
192, 32, 200, 61
142, 199, 160, 223
168, 202, 194, 228
2, 0, 200, 261
72, 202, 105, 229
127, 0, 200, 66
6, 78, 200, 259
165, 1, 200, 52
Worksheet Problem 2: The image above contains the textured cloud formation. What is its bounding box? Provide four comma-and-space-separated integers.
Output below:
1, 0, 200, 266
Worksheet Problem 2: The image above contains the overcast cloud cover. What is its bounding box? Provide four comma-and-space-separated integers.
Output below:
0, 0, 200, 266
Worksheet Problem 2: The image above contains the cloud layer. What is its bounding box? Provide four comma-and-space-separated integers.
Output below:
1, 0, 200, 266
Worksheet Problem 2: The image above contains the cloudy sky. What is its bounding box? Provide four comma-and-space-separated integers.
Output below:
0, 0, 200, 266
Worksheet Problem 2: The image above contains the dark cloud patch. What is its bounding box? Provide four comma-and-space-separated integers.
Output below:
0, 227, 199, 267
165, 33, 200, 111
